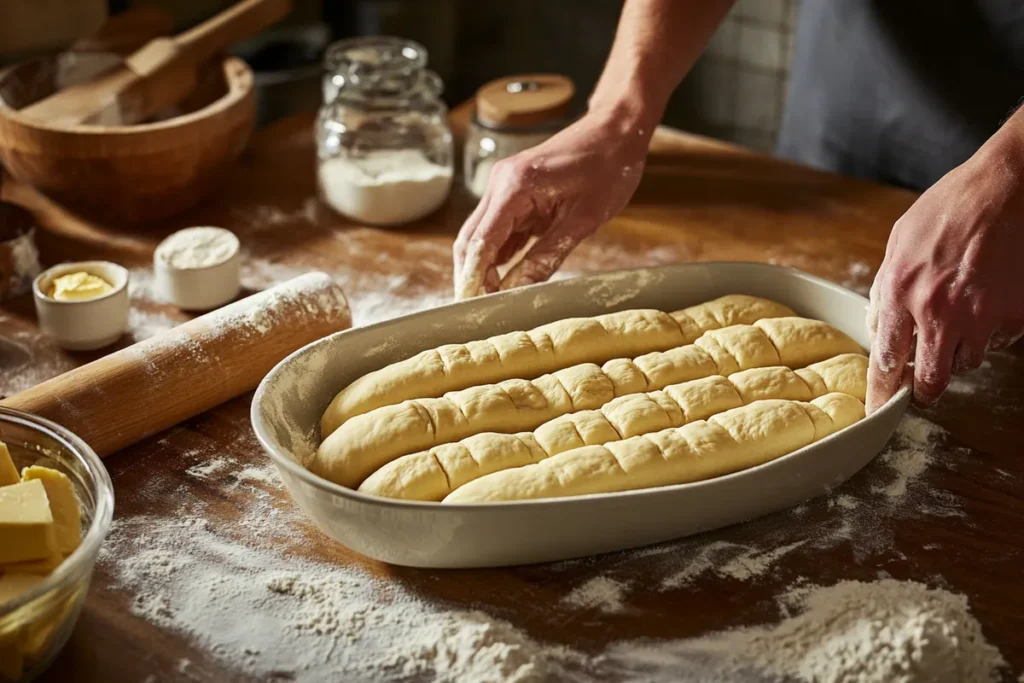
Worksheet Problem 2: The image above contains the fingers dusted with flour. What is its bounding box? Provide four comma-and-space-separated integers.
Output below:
866, 104, 1024, 412
866, 303, 914, 414
453, 121, 647, 300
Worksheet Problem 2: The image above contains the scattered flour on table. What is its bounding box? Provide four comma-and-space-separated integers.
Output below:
872, 413, 942, 499
128, 267, 161, 302
98, 400, 1013, 682
101, 510, 1006, 682
231, 198, 319, 233
944, 357, 1008, 399
127, 307, 180, 342
185, 457, 231, 480
660, 541, 805, 589
0, 329, 77, 396
562, 577, 630, 614
717, 541, 807, 582
102, 513, 587, 682
599, 579, 1005, 682
236, 466, 279, 486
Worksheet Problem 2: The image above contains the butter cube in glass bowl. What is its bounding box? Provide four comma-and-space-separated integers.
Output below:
0, 408, 114, 682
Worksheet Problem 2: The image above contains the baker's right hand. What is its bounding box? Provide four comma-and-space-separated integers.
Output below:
453, 110, 651, 299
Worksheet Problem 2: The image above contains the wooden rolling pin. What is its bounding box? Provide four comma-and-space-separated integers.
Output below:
1, 272, 350, 456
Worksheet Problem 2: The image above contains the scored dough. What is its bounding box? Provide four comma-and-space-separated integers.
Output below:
443, 393, 865, 503
320, 294, 795, 436
359, 354, 867, 501
310, 318, 862, 488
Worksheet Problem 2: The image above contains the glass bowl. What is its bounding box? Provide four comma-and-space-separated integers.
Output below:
0, 407, 114, 682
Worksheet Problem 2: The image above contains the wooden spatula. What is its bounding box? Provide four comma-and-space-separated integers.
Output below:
20, 0, 291, 127
70, 5, 175, 56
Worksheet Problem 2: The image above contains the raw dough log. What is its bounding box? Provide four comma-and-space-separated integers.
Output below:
321, 294, 795, 436
359, 354, 867, 500
444, 393, 865, 503
310, 317, 861, 488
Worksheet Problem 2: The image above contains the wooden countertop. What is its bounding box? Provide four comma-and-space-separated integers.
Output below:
2, 104, 1022, 682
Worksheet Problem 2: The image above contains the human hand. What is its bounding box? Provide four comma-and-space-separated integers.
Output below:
453, 110, 651, 299
866, 137, 1024, 413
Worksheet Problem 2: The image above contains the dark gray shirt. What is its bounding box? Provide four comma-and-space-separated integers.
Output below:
776, 0, 1024, 190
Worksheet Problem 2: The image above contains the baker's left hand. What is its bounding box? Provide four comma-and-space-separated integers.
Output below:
866, 131, 1024, 413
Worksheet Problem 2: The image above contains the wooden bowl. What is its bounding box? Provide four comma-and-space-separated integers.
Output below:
0, 54, 255, 223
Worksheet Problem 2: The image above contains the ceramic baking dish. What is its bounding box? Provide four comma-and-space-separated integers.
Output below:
251, 262, 910, 568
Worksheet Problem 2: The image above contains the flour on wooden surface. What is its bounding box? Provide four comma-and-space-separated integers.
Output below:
562, 577, 630, 614
231, 198, 319, 233
0, 330, 77, 397
127, 307, 180, 342
599, 579, 1005, 682
98, 403, 1012, 682
185, 457, 231, 480
659, 540, 805, 589
101, 492, 587, 681
236, 466, 279, 486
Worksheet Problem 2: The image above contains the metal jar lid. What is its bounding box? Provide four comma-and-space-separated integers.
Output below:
474, 74, 574, 130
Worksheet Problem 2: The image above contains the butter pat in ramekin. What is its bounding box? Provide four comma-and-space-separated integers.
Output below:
32, 261, 129, 351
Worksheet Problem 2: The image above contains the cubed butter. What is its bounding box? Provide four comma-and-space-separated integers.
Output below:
0, 574, 48, 681
0, 480, 57, 564
0, 442, 17, 488
3, 552, 64, 576
0, 639, 23, 681
19, 591, 76, 660
0, 574, 44, 608
21, 467, 81, 556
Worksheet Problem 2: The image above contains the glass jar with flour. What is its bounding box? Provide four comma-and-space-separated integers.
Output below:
317, 36, 453, 226
465, 74, 574, 199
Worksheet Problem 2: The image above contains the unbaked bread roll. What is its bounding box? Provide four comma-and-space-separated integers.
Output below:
443, 393, 865, 503
310, 318, 861, 488
359, 354, 867, 500
321, 294, 795, 436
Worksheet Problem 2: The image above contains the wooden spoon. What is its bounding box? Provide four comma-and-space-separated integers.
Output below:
19, 0, 291, 127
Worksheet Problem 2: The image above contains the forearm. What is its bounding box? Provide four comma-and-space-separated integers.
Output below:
978, 103, 1024, 181
589, 0, 736, 133
960, 103, 1024, 221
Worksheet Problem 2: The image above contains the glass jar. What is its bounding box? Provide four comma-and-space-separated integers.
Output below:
464, 74, 575, 199
316, 37, 454, 226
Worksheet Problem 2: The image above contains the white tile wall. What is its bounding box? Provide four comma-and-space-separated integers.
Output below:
683, 0, 801, 152
733, 0, 789, 25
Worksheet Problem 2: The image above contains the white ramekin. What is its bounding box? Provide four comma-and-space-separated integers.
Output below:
153, 228, 241, 311
32, 261, 129, 351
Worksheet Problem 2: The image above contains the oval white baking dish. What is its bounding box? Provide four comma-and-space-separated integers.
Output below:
251, 262, 911, 568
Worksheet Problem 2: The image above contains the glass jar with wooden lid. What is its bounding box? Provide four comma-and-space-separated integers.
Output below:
464, 74, 574, 199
